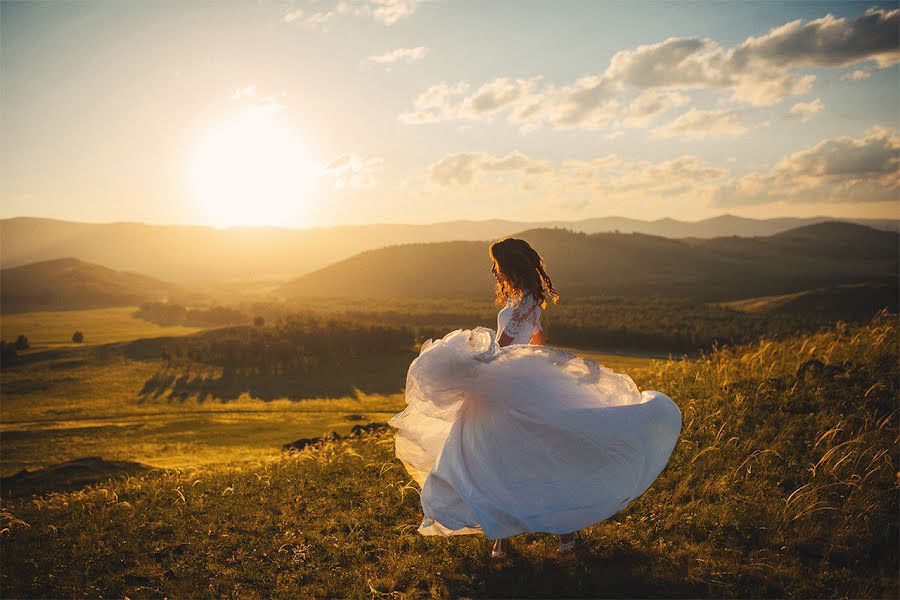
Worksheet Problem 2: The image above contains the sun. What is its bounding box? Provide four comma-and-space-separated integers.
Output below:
188, 108, 317, 228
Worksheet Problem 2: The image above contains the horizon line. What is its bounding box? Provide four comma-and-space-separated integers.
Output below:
2, 213, 898, 233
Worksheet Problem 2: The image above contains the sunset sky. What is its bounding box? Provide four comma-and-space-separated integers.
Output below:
1, 0, 898, 229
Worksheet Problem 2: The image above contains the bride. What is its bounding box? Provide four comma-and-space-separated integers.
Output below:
388, 237, 682, 560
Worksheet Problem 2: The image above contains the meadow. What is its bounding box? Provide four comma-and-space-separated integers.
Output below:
1, 306, 206, 348
0, 312, 895, 598
0, 306, 658, 478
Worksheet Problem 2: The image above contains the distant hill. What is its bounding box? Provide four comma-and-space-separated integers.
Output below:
1, 215, 896, 283
721, 281, 899, 317
0, 258, 185, 313
276, 222, 899, 302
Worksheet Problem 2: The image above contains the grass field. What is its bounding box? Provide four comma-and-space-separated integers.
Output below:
554, 345, 667, 371
0, 350, 407, 477
0, 314, 895, 598
0, 316, 655, 477
1, 306, 207, 348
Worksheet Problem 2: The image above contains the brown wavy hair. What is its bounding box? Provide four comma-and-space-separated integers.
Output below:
488, 238, 559, 309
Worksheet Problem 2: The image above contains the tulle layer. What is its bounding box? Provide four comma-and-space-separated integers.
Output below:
387, 326, 682, 540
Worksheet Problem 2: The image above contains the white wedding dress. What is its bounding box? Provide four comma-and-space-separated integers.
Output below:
388, 292, 682, 540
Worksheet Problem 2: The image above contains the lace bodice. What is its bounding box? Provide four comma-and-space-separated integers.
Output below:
496, 292, 542, 345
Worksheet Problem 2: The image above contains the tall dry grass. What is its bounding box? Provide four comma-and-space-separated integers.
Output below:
1, 312, 896, 598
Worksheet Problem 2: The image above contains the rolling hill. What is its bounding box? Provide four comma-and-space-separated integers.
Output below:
0, 257, 187, 313
721, 281, 899, 317
276, 222, 899, 302
2, 215, 896, 284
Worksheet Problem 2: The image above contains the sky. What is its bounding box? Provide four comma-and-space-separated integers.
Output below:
1, 0, 898, 229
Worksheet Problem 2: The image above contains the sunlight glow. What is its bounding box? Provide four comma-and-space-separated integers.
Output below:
189, 108, 317, 228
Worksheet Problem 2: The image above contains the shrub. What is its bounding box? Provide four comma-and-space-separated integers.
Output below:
14, 334, 29, 351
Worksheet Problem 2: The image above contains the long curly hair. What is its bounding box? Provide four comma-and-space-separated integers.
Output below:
488, 238, 559, 309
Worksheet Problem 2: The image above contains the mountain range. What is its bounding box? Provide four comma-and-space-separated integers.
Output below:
2, 215, 896, 284
0, 257, 184, 313
275, 222, 899, 302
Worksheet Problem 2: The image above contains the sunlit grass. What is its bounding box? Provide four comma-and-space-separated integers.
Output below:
1, 313, 895, 598
0, 351, 405, 476
1, 306, 207, 348
553, 345, 666, 372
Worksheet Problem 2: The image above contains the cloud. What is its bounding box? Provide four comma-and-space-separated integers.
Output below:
711, 126, 900, 206
400, 8, 899, 131
728, 8, 900, 70
323, 153, 383, 188
398, 81, 471, 123
461, 77, 542, 118
651, 108, 749, 139
229, 85, 287, 112
401, 76, 622, 130
427, 150, 727, 202
429, 151, 551, 186
549, 75, 623, 129
840, 68, 875, 81
327, 0, 421, 26
621, 89, 691, 127
366, 0, 420, 25
282, 8, 304, 23
364, 46, 428, 65
602, 35, 820, 107
304, 10, 334, 30
789, 98, 824, 122
231, 85, 257, 99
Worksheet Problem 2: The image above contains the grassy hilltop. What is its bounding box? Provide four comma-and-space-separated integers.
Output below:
1, 313, 896, 598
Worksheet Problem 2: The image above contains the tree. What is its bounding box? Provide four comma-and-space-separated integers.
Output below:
254, 316, 265, 327
14, 335, 29, 351
72, 331, 84, 343
1, 341, 17, 366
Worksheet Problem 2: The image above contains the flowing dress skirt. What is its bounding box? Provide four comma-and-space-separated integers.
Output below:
388, 327, 682, 540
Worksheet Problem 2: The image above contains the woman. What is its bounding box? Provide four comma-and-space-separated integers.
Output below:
388, 237, 682, 560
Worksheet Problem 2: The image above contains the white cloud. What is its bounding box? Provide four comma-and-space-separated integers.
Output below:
323, 153, 383, 189
427, 150, 727, 202
549, 75, 623, 129
364, 46, 428, 65
711, 126, 900, 206
400, 8, 899, 132
789, 99, 824, 123
621, 89, 691, 127
429, 151, 551, 186
840, 68, 875, 81
398, 81, 470, 124
651, 108, 749, 140
229, 85, 287, 112
231, 85, 257, 99
367, 0, 420, 25
282, 8, 304, 23
728, 8, 900, 70
461, 77, 542, 119
303, 10, 334, 30
296, 0, 420, 27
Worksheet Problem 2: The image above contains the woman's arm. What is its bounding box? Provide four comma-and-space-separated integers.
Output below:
498, 327, 543, 347
498, 294, 543, 347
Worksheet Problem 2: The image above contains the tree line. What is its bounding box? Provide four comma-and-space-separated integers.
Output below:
161, 313, 415, 378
